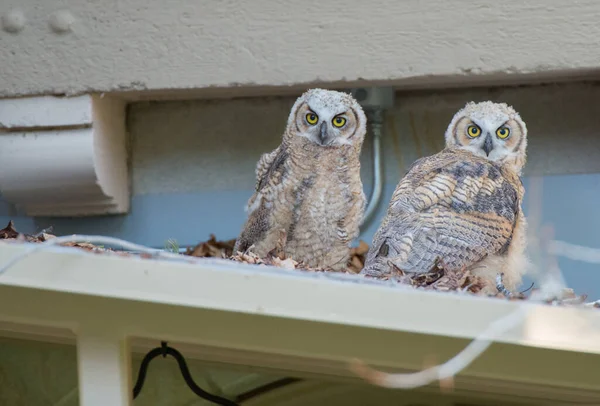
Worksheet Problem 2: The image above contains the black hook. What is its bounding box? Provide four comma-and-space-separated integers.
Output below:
133, 342, 239, 406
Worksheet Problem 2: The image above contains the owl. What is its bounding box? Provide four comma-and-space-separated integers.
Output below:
233, 88, 367, 271
360, 101, 528, 294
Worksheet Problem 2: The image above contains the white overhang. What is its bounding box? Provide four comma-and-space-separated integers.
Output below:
0, 241, 599, 404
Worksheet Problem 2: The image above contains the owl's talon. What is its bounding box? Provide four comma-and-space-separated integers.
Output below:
244, 244, 256, 256
495, 273, 514, 298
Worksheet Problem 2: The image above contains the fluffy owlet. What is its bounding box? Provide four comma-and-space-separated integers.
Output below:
234, 88, 367, 270
361, 101, 528, 294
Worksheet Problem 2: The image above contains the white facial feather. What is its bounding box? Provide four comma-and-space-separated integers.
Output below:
444, 101, 528, 174
287, 88, 367, 147
462, 114, 509, 159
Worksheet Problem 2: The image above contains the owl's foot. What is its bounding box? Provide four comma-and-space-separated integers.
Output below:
242, 244, 256, 256
409, 257, 445, 286
387, 259, 406, 276
494, 273, 526, 299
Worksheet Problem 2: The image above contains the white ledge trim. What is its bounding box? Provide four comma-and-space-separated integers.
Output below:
0, 242, 599, 403
0, 94, 130, 216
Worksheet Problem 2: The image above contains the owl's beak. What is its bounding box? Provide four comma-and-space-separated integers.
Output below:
318, 122, 329, 144
482, 135, 493, 156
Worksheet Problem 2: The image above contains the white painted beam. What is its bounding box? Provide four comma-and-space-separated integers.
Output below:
77, 328, 132, 406
0, 242, 599, 404
2, 1, 600, 99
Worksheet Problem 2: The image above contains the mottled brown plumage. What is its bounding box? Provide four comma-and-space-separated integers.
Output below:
234, 89, 367, 270
361, 101, 528, 293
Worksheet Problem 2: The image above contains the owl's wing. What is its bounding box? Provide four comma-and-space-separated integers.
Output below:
254, 147, 287, 192
234, 146, 289, 253
365, 150, 520, 275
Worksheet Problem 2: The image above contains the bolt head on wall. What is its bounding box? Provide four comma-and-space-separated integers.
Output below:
1, 9, 26, 33
49, 10, 75, 33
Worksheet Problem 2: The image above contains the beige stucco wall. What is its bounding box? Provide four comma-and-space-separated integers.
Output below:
2, 1, 600, 99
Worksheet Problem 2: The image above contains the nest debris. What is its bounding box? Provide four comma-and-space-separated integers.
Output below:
0, 221, 110, 252
185, 234, 237, 258
1, 220, 598, 307
185, 232, 370, 274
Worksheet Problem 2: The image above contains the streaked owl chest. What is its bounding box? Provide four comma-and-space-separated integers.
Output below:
289, 158, 357, 219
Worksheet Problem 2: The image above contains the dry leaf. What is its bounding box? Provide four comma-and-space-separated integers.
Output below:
186, 234, 236, 258
0, 221, 18, 239
0, 220, 109, 253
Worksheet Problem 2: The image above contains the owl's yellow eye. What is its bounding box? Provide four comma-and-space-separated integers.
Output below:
496, 127, 510, 139
332, 116, 346, 128
306, 112, 319, 125
467, 125, 481, 138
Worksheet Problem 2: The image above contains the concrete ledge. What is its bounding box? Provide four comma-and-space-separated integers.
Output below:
2, 1, 600, 98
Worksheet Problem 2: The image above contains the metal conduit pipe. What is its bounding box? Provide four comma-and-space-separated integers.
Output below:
351, 87, 395, 231
360, 107, 384, 229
